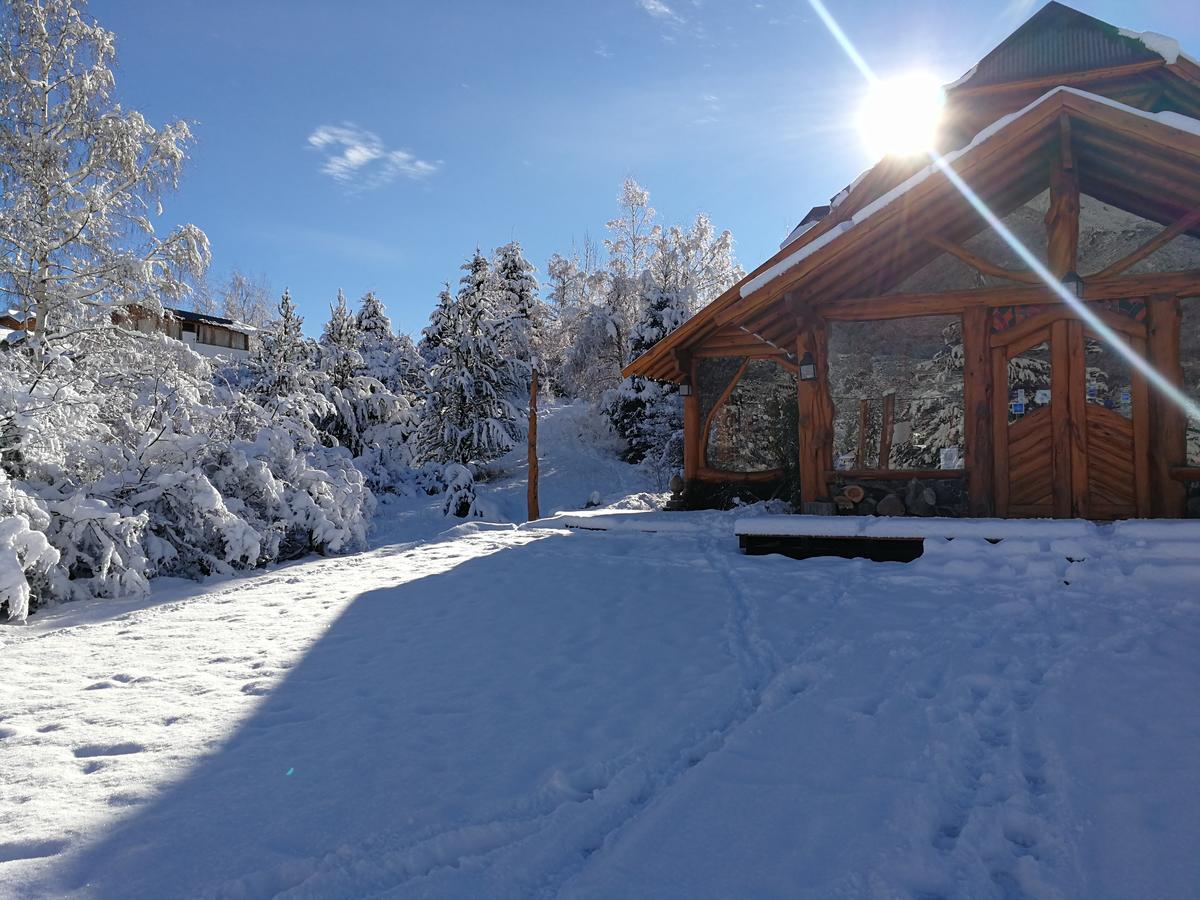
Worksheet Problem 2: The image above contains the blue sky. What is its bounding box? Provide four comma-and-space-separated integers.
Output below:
91, 0, 1198, 336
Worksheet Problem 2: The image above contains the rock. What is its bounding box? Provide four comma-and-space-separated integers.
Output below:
1187, 495, 1200, 519
803, 500, 837, 516
877, 493, 906, 517
858, 497, 878, 516
669, 474, 685, 494
905, 480, 937, 517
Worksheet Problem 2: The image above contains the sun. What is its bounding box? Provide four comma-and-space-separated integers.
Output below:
857, 72, 946, 159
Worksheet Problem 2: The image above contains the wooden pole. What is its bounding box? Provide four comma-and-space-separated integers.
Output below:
856, 398, 870, 468
527, 366, 540, 521
795, 310, 834, 507
879, 393, 896, 470
1146, 294, 1187, 517
962, 307, 994, 516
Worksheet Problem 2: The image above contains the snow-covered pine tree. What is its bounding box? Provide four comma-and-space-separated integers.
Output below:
252, 290, 315, 399
320, 290, 362, 390
355, 290, 393, 346
418, 284, 456, 368
608, 271, 688, 465
415, 250, 522, 477
0, 0, 210, 350
492, 240, 543, 398
388, 333, 427, 402
606, 212, 742, 467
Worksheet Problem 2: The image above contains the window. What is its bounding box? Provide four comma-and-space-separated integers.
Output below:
697, 356, 797, 475
828, 316, 964, 470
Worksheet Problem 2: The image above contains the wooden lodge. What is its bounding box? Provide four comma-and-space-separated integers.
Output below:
624, 3, 1200, 520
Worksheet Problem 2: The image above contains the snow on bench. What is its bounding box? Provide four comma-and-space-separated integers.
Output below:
734, 515, 1200, 566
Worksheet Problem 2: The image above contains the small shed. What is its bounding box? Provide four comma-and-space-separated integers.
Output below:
624, 3, 1200, 520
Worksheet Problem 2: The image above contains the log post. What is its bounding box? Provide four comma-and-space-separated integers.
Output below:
856, 398, 869, 468
527, 365, 540, 521
795, 307, 834, 507
962, 307, 994, 516
1045, 116, 1079, 280
879, 393, 895, 470
681, 352, 700, 481
1146, 294, 1187, 517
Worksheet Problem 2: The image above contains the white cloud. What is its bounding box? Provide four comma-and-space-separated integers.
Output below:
306, 124, 440, 191
637, 0, 683, 22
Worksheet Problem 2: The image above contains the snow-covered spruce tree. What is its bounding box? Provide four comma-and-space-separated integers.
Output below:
418, 283, 456, 368
0, 0, 210, 349
492, 240, 544, 396
416, 250, 523, 512
251, 290, 317, 400
354, 290, 423, 401
313, 290, 417, 490
606, 212, 742, 468
320, 290, 362, 390
607, 272, 687, 466
355, 290, 393, 348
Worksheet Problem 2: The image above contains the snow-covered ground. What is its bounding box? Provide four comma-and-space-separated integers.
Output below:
3, 406, 1199, 899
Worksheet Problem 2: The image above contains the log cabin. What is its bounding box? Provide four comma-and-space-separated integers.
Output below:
623, 2, 1200, 520
2, 306, 256, 361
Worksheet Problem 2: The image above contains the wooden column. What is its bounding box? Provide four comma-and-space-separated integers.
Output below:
1146, 294, 1187, 517
1065, 320, 1090, 519
795, 311, 834, 507
681, 352, 700, 481
1045, 116, 1080, 279
962, 307, 994, 516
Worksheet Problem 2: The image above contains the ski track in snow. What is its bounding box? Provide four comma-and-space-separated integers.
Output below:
1, 485, 1199, 898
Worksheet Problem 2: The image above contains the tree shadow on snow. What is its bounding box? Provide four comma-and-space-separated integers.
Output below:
45, 528, 702, 899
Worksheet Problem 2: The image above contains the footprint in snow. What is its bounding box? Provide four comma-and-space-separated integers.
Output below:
241, 681, 272, 696
83, 681, 116, 690
72, 742, 144, 759
0, 839, 69, 864
36, 723, 65, 733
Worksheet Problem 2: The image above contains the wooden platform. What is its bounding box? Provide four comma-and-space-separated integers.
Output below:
732, 515, 1196, 563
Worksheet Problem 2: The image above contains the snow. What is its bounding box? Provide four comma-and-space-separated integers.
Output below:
744, 86, 1200, 299
1118, 27, 1184, 65
735, 513, 1200, 542
3, 413, 1200, 897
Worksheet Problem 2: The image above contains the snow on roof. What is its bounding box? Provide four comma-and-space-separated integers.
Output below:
1117, 27, 1190, 66
741, 86, 1200, 299
164, 306, 257, 335
779, 219, 818, 251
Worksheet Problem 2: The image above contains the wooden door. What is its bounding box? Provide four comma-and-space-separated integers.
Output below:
991, 313, 1149, 520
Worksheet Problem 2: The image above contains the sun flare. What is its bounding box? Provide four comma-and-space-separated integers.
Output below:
857, 72, 946, 159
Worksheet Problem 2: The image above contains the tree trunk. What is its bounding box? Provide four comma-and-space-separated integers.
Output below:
527, 367, 540, 521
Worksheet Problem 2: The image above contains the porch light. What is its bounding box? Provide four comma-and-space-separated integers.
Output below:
798, 352, 818, 382
1062, 271, 1084, 299
679, 379, 693, 396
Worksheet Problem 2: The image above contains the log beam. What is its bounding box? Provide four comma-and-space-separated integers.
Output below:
1093, 206, 1200, 279
816, 269, 1200, 321
926, 236, 1039, 285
